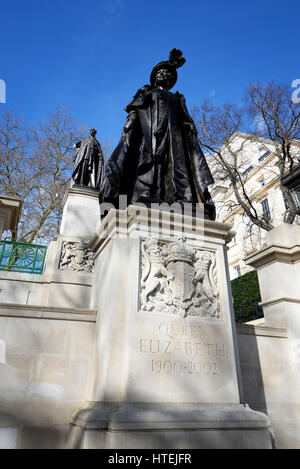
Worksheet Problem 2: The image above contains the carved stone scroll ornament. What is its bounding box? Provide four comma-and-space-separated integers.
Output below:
59, 241, 94, 273
140, 237, 220, 318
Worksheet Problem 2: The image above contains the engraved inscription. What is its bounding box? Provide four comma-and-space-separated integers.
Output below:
158, 322, 208, 340
138, 322, 225, 376
139, 338, 225, 358
151, 359, 218, 375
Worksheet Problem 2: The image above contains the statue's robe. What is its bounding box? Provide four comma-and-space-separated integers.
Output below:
100, 85, 215, 218
72, 136, 103, 189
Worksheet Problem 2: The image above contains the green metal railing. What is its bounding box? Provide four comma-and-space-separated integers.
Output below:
0, 241, 47, 274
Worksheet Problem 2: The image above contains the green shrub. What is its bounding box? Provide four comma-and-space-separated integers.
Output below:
231, 270, 262, 322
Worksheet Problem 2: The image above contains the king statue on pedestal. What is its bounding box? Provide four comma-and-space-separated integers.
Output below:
72, 128, 104, 190
99, 49, 215, 219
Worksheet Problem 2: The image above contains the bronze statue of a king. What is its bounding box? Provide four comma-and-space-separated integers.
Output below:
72, 128, 103, 190
99, 49, 215, 219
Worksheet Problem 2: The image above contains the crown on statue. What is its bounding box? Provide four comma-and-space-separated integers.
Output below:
166, 237, 195, 264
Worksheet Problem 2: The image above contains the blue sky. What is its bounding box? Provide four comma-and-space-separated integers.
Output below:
1, 0, 299, 147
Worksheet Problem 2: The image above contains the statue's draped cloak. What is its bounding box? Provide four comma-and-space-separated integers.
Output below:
72, 136, 103, 189
100, 86, 214, 214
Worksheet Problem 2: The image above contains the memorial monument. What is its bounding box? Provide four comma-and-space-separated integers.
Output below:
3, 50, 300, 450
67, 50, 273, 449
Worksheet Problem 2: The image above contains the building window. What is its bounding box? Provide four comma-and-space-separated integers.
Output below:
259, 178, 265, 187
283, 194, 289, 210
244, 215, 253, 234
242, 166, 254, 177
261, 198, 271, 221
258, 150, 271, 163
234, 265, 241, 278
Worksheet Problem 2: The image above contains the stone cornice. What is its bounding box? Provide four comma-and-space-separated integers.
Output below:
89, 206, 235, 253
236, 322, 288, 338
62, 185, 99, 207
0, 194, 23, 232
260, 297, 300, 308
0, 303, 97, 322
245, 243, 300, 268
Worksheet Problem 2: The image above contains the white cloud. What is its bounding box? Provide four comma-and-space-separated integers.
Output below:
252, 114, 267, 133
0, 79, 6, 104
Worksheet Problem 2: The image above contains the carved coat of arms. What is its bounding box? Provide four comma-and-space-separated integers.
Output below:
59, 241, 94, 273
140, 237, 220, 318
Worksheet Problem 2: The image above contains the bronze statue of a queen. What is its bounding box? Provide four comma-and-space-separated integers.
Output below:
100, 49, 215, 219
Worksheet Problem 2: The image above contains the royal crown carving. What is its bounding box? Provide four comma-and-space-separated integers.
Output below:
165, 236, 195, 264
140, 237, 220, 318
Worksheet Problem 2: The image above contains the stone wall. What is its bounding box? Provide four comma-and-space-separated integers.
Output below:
0, 304, 96, 449
0, 195, 299, 448
0, 239, 94, 310
1, 305, 299, 448
244, 223, 300, 449
237, 322, 300, 449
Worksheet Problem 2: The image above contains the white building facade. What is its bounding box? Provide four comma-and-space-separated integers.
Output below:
209, 132, 300, 279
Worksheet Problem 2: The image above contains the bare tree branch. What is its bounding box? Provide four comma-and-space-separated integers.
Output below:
193, 81, 300, 231
0, 109, 88, 242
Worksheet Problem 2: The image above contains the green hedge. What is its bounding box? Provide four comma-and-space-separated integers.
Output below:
231, 270, 261, 305
231, 270, 262, 321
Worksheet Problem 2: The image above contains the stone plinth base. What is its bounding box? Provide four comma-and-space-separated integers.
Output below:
35, 186, 100, 309
245, 224, 300, 329
41, 238, 94, 309
245, 223, 300, 401
60, 185, 100, 239
68, 207, 273, 449
68, 402, 273, 449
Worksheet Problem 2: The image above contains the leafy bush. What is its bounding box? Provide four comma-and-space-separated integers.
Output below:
231, 270, 262, 322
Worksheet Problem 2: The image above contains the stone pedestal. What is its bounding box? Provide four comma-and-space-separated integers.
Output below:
60, 185, 100, 239
40, 186, 99, 309
68, 206, 273, 449
245, 223, 300, 384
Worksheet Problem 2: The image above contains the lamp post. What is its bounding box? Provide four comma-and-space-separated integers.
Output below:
281, 163, 300, 218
